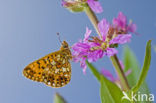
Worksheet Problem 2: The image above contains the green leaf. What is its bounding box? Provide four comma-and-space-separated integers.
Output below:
86, 60, 100, 81
132, 40, 151, 93
123, 41, 151, 103
100, 75, 124, 103
86, 61, 126, 102
123, 46, 140, 87
54, 93, 67, 103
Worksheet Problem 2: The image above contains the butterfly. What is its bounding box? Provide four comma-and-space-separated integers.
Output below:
23, 41, 72, 88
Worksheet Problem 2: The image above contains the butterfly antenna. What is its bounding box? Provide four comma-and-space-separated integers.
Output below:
56, 32, 62, 44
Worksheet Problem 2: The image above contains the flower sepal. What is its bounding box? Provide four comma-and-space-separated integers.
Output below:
62, 0, 88, 13
109, 43, 118, 48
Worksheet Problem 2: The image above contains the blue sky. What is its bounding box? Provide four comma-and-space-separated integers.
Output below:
0, 0, 156, 103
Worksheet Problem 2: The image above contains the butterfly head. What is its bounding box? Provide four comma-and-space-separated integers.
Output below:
60, 41, 69, 50
60, 41, 72, 60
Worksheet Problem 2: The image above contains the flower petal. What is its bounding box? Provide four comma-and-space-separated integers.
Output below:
127, 22, 137, 33
96, 49, 104, 58
98, 19, 110, 41
110, 34, 132, 44
87, 51, 97, 62
113, 12, 127, 29
119, 60, 124, 69
72, 42, 90, 52
101, 68, 115, 82
87, 0, 103, 13
125, 69, 132, 76
87, 49, 104, 62
83, 27, 92, 42
80, 57, 87, 74
106, 48, 118, 57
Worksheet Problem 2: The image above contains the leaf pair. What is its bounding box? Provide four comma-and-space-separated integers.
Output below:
86, 40, 152, 103
86, 60, 124, 103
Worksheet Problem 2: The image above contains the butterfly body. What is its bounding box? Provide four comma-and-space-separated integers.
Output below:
23, 41, 72, 88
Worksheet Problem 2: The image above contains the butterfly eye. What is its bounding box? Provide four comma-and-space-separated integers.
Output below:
63, 45, 68, 48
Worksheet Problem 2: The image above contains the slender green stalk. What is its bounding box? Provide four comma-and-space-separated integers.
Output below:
110, 55, 130, 91
84, 6, 102, 39
84, 6, 130, 91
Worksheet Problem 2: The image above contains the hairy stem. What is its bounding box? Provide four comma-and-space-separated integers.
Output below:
84, 6, 130, 91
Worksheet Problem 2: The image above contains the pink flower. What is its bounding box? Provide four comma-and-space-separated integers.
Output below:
72, 18, 132, 73
113, 12, 127, 30
72, 12, 136, 73
113, 12, 137, 33
87, 0, 103, 13
97, 19, 131, 57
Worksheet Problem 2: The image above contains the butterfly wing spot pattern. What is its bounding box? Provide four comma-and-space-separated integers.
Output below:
23, 41, 72, 88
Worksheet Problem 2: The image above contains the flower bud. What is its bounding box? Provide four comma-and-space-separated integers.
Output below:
62, 0, 88, 13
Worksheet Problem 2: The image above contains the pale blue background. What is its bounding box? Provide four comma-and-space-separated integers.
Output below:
0, 0, 156, 103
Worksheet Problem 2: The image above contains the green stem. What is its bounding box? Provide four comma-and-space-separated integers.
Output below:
84, 6, 102, 39
110, 55, 130, 91
84, 6, 130, 91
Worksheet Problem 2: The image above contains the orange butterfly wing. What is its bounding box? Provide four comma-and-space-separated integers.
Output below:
23, 41, 72, 88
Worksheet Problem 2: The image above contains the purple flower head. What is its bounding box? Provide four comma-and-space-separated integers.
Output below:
113, 12, 127, 30
113, 12, 137, 33
87, 0, 103, 13
72, 17, 133, 73
97, 19, 131, 57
